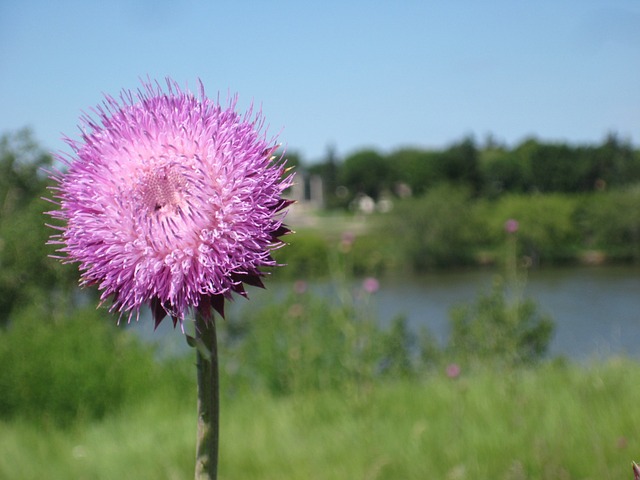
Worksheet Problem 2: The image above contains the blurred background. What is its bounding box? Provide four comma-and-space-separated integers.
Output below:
1, 2, 640, 479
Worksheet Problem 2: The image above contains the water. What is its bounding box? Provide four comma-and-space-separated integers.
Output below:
372, 266, 640, 360
131, 265, 640, 361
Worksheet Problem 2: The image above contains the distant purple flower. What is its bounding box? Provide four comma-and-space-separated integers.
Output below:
504, 219, 519, 234
446, 363, 461, 379
362, 277, 380, 294
48, 79, 293, 327
293, 280, 307, 295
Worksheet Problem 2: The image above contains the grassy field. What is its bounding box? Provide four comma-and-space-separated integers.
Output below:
2, 359, 640, 479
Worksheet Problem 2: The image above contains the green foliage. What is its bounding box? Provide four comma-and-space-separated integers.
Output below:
440, 136, 482, 192
480, 193, 581, 263
448, 276, 554, 366
479, 145, 532, 196
339, 149, 393, 202
380, 184, 484, 270
3, 360, 640, 479
271, 230, 331, 279
272, 226, 393, 280
0, 129, 78, 325
219, 284, 414, 395
387, 148, 445, 196
0, 305, 165, 427
578, 185, 640, 261
296, 134, 640, 215
528, 143, 588, 192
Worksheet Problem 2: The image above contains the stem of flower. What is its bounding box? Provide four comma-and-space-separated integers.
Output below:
194, 312, 219, 480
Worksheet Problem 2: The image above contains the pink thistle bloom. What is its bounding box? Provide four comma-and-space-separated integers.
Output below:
504, 218, 519, 234
47, 79, 293, 328
446, 363, 461, 379
362, 277, 380, 294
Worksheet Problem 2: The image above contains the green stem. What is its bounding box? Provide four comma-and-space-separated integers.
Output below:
194, 312, 219, 480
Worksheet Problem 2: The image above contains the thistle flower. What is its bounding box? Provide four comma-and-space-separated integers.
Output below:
47, 79, 293, 328
362, 276, 380, 294
504, 218, 519, 234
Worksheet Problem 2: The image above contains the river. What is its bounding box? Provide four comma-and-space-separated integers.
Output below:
132, 265, 640, 361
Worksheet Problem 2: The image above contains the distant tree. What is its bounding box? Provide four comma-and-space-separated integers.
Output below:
526, 140, 592, 193
439, 136, 482, 193
588, 133, 640, 189
339, 148, 392, 203
0, 129, 77, 326
387, 148, 444, 196
380, 184, 481, 270
480, 147, 531, 197
580, 185, 640, 261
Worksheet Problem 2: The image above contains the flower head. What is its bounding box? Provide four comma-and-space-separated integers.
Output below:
362, 277, 380, 294
504, 218, 519, 234
48, 79, 293, 327
446, 363, 461, 379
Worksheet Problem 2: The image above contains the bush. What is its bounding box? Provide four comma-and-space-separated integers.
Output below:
379, 184, 485, 271
578, 185, 640, 261
480, 193, 581, 264
447, 276, 554, 366
0, 305, 163, 427
271, 230, 330, 279
219, 282, 416, 395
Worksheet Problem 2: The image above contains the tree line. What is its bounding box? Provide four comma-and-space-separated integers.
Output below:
288, 133, 640, 209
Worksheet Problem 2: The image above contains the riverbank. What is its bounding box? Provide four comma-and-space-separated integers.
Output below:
281, 188, 640, 278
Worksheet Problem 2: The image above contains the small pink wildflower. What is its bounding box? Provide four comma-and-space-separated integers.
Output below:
47, 79, 293, 328
362, 277, 380, 294
446, 363, 461, 379
504, 219, 519, 234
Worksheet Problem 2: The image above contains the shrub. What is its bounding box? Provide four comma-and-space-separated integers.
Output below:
447, 276, 554, 366
219, 282, 416, 395
379, 184, 484, 271
0, 304, 162, 427
480, 193, 581, 264
271, 230, 330, 279
578, 185, 640, 261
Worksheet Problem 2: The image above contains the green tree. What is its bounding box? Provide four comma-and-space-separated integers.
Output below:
579, 185, 640, 261
483, 193, 581, 264
528, 142, 589, 192
449, 277, 554, 366
387, 148, 444, 197
380, 184, 483, 270
0, 129, 77, 326
339, 149, 392, 203
479, 147, 532, 197
439, 136, 482, 193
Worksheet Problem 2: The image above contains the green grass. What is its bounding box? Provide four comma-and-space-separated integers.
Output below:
2, 359, 640, 479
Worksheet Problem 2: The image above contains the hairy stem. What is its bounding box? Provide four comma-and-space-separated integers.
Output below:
194, 312, 219, 480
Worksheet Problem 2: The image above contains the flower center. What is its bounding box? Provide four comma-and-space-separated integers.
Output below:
139, 165, 186, 214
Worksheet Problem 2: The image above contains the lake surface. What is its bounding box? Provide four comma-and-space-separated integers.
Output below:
132, 265, 640, 361
370, 266, 640, 360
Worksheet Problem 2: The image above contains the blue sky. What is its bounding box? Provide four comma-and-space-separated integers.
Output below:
1, 1, 638, 162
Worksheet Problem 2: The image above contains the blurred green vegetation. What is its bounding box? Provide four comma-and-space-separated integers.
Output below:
0, 128, 79, 327
1, 128, 639, 478
301, 133, 640, 208
277, 183, 640, 277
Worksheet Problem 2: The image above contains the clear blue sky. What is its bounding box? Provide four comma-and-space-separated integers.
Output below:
1, 1, 638, 162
